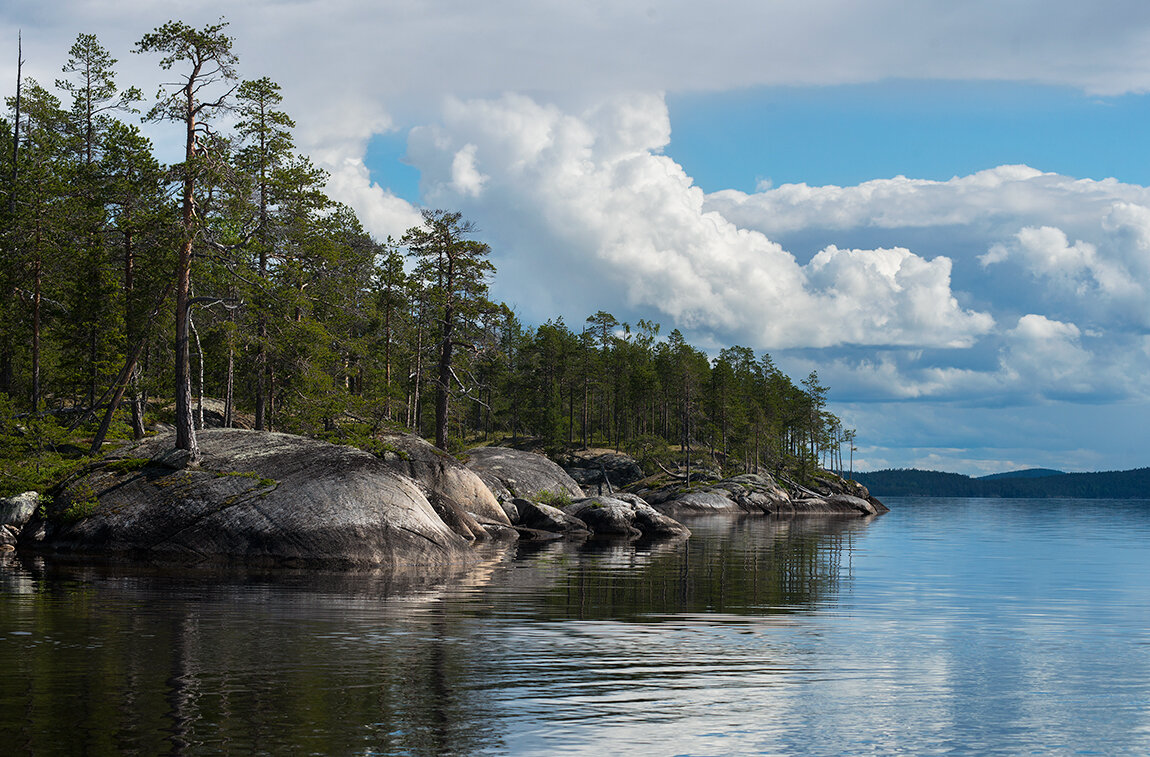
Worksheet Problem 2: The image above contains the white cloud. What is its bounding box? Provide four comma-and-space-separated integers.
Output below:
405, 93, 993, 350
984, 226, 1137, 298
13, 2, 1150, 245
324, 159, 423, 242
710, 166, 1150, 335
806, 246, 993, 348
450, 144, 487, 198
401, 92, 1150, 418
705, 167, 1150, 239
982, 223, 1149, 328
1000, 314, 1094, 394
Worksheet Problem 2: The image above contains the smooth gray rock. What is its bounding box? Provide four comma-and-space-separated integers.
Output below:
643, 471, 883, 517
666, 491, 740, 512
498, 499, 520, 524
564, 496, 690, 539
651, 474, 792, 515
512, 498, 590, 536
376, 433, 511, 530
0, 491, 39, 527
565, 497, 639, 537
776, 494, 877, 516
807, 473, 889, 514
27, 429, 482, 568
464, 446, 584, 503
563, 451, 645, 490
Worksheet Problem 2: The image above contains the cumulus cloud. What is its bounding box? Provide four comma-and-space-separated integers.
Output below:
400, 91, 1150, 419
999, 315, 1095, 395
806, 246, 993, 348
406, 92, 992, 350
324, 159, 423, 242
983, 225, 1138, 299
705, 167, 1150, 239
710, 163, 1150, 367
13, 2, 1150, 233
449, 144, 487, 198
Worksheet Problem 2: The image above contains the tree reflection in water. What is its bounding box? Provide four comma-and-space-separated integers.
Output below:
0, 515, 873, 755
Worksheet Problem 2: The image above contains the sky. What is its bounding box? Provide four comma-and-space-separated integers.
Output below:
4, 0, 1150, 476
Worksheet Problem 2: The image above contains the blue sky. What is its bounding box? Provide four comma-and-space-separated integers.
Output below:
666, 82, 1150, 192
7, 1, 1150, 476
365, 80, 1150, 205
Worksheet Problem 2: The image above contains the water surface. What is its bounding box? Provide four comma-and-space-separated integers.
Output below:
2, 498, 1149, 755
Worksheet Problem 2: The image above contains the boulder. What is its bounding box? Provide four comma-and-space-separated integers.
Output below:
646, 472, 881, 517
564, 494, 691, 539
0, 491, 39, 527
511, 498, 591, 537
562, 450, 645, 491
663, 490, 739, 512
808, 473, 890, 514
826, 493, 879, 516
157, 397, 255, 430
23, 429, 486, 568
464, 446, 584, 503
376, 433, 511, 530
497, 498, 520, 524
194, 397, 255, 430
774, 495, 877, 516
650, 474, 791, 515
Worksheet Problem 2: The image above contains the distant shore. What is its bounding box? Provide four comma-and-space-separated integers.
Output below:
853, 467, 1150, 498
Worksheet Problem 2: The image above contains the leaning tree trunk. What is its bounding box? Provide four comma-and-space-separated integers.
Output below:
87, 277, 175, 453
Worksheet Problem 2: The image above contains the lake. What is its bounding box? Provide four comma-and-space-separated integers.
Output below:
3, 497, 1150, 755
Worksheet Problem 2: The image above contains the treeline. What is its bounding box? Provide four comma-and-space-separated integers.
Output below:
0, 22, 852, 483
854, 468, 1150, 499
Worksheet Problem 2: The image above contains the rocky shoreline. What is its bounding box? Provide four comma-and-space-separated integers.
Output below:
1, 429, 885, 569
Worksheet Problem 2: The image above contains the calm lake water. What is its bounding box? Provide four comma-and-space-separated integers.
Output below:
3, 497, 1150, 755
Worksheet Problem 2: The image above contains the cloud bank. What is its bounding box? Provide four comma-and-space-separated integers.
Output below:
407, 93, 994, 352
401, 93, 1150, 408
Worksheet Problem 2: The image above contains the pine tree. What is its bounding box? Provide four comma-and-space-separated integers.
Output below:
234, 76, 293, 429
135, 19, 239, 464
402, 210, 494, 450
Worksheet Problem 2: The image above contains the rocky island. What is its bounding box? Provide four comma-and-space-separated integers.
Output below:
1, 429, 885, 569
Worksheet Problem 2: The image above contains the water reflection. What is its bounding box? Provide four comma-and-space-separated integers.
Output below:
1, 548, 521, 756
0, 515, 871, 755
503, 515, 873, 621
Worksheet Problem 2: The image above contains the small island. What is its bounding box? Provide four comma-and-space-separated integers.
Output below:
2, 425, 884, 569
0, 21, 882, 571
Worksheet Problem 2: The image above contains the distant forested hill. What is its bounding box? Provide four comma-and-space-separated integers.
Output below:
853, 468, 1150, 498
978, 468, 1064, 481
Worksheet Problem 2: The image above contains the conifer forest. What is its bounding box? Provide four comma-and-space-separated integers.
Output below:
0, 23, 854, 492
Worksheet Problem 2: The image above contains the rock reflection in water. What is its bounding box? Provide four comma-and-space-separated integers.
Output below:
0, 515, 873, 755
0, 546, 518, 756
503, 514, 872, 621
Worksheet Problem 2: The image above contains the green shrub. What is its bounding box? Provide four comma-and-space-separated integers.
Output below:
357, 438, 410, 461
536, 488, 572, 508
59, 483, 100, 524
0, 394, 93, 497
623, 434, 672, 475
